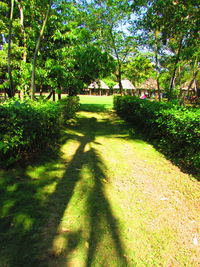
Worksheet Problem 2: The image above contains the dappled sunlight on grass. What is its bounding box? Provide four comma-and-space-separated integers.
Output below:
0, 97, 200, 266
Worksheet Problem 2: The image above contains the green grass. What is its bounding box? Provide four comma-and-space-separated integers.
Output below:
79, 95, 114, 112
0, 96, 200, 267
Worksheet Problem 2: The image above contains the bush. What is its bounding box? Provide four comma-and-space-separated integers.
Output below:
0, 96, 80, 167
59, 96, 80, 120
114, 96, 200, 173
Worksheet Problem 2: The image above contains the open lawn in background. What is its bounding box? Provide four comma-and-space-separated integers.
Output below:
79, 95, 114, 112
0, 96, 200, 267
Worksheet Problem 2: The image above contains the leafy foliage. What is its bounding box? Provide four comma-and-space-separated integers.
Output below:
114, 96, 200, 173
0, 96, 80, 166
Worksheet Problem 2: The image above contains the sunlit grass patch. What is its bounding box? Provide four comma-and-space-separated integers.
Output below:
0, 101, 199, 267
79, 95, 114, 112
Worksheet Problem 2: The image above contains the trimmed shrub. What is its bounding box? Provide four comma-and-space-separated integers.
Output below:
59, 96, 80, 120
0, 96, 80, 167
114, 96, 200, 173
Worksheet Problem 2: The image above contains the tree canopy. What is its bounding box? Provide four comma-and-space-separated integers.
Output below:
0, 0, 199, 99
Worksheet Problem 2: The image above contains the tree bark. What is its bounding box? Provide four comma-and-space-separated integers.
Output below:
17, 1, 27, 63
52, 90, 55, 101
7, 0, 15, 98
109, 26, 123, 95
117, 64, 123, 95
169, 37, 183, 95
39, 85, 43, 96
154, 31, 161, 101
156, 77, 161, 101
30, 0, 52, 99
16, 0, 27, 99
46, 90, 53, 100
187, 69, 199, 97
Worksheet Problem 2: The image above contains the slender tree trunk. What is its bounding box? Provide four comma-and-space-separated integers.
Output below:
46, 90, 53, 100
109, 26, 123, 95
154, 31, 161, 101
7, 0, 15, 98
187, 69, 199, 97
17, 1, 27, 63
156, 77, 161, 101
169, 37, 183, 95
17, 0, 27, 99
117, 64, 123, 95
155, 52, 161, 102
58, 86, 62, 100
40, 85, 43, 96
52, 90, 55, 101
30, 0, 52, 99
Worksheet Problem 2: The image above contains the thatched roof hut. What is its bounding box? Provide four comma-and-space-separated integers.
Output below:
88, 80, 109, 90
113, 79, 135, 90
139, 78, 158, 90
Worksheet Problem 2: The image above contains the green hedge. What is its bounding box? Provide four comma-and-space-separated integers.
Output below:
0, 96, 80, 166
114, 96, 200, 173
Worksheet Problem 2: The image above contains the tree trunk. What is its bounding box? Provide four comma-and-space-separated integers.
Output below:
187, 69, 199, 97
17, 1, 27, 63
17, 0, 27, 99
118, 67, 123, 95
169, 37, 183, 96
52, 90, 55, 101
109, 26, 123, 95
58, 85, 62, 100
39, 85, 43, 96
7, 0, 15, 98
30, 0, 52, 99
157, 77, 161, 102
46, 91, 53, 100
154, 31, 161, 101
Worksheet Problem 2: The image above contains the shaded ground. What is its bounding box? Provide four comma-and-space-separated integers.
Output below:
0, 97, 200, 267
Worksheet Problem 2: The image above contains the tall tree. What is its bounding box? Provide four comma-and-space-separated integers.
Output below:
30, 0, 52, 99
132, 0, 200, 99
124, 53, 155, 86
7, 0, 14, 97
83, 0, 134, 94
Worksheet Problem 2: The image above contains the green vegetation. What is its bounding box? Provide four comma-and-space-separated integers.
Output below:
79, 95, 113, 112
0, 96, 80, 167
114, 96, 200, 174
0, 0, 199, 100
0, 0, 200, 265
0, 96, 199, 267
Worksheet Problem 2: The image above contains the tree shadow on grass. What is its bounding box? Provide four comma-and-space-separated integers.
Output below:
0, 113, 130, 267
85, 148, 128, 267
36, 116, 128, 266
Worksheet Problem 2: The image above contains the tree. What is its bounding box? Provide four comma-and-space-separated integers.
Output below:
132, 0, 200, 100
124, 53, 155, 86
7, 0, 15, 97
30, 0, 52, 99
83, 0, 134, 94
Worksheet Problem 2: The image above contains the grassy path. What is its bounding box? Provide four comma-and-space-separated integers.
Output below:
0, 96, 200, 266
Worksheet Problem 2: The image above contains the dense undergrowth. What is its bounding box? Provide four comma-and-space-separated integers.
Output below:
0, 96, 80, 167
114, 96, 200, 174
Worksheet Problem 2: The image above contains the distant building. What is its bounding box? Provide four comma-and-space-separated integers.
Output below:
113, 78, 136, 95
87, 80, 110, 95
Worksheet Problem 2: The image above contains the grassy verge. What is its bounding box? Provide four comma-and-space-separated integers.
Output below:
0, 96, 199, 267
